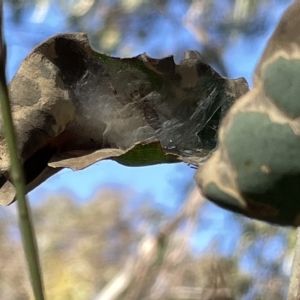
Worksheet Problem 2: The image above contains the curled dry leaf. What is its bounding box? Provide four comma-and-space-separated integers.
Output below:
0, 33, 248, 205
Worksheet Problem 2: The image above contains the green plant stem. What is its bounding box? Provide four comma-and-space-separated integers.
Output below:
0, 77, 45, 300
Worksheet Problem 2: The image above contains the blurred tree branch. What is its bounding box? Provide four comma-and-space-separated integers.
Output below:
94, 187, 205, 300
288, 228, 300, 300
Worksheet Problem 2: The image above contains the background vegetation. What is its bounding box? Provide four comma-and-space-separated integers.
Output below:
1, 0, 295, 299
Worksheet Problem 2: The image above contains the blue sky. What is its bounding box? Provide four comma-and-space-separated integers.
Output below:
3, 0, 294, 263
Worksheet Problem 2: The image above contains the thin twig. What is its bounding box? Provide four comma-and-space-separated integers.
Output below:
0, 2, 44, 299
